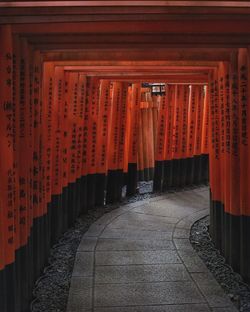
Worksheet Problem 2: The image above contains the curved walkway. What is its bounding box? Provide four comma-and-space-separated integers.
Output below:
67, 186, 237, 312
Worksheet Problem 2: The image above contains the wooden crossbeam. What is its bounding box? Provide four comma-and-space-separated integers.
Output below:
1, 1, 250, 8
11, 20, 250, 35
41, 49, 233, 62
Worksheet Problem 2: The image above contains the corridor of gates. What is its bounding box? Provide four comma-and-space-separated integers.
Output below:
0, 1, 250, 312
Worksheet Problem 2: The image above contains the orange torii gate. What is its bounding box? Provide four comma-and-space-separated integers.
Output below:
1, 6, 250, 311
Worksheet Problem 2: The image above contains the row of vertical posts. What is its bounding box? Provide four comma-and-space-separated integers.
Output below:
153, 84, 209, 192
0, 25, 162, 311
0, 42, 143, 311
0, 24, 211, 312
209, 48, 250, 283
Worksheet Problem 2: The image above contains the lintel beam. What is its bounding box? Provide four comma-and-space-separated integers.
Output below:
1, 1, 250, 8
41, 48, 233, 62
12, 20, 250, 35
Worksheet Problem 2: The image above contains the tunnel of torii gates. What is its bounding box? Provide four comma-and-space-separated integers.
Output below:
1, 1, 250, 311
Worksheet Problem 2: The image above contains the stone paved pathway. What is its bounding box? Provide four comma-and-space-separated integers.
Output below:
67, 186, 237, 312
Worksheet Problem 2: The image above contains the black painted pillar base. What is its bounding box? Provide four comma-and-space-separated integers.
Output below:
138, 170, 144, 182
123, 172, 128, 187
15, 248, 22, 312
143, 167, 150, 182
32, 217, 43, 282
228, 213, 241, 272
193, 155, 202, 184
62, 186, 69, 231
40, 214, 46, 273
80, 176, 87, 215
5, 263, 16, 312
213, 201, 223, 251
106, 170, 118, 204
210, 196, 249, 282
148, 167, 154, 181
240, 215, 250, 282
76, 178, 82, 217
0, 268, 7, 312
172, 159, 181, 188
116, 169, 124, 202
186, 157, 195, 185
162, 160, 173, 191
153, 161, 163, 192
201, 154, 209, 183
126, 163, 138, 196
224, 211, 231, 264
50, 194, 62, 244
46, 203, 52, 258
87, 174, 96, 210
19, 244, 30, 312
68, 182, 77, 227
95, 173, 106, 206
220, 204, 225, 257
179, 158, 187, 188
209, 189, 214, 239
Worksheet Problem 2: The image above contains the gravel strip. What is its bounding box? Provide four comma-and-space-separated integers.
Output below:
190, 216, 250, 312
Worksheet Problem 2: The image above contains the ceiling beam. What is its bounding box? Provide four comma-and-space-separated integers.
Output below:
41, 48, 233, 62
49, 60, 219, 67
2, 7, 250, 23
1, 1, 250, 8
26, 34, 250, 45
11, 20, 250, 35
61, 65, 212, 72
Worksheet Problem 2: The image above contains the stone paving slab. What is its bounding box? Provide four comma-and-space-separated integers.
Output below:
67, 187, 237, 312
94, 281, 205, 306
78, 237, 98, 252
67, 277, 93, 312
95, 249, 181, 266
173, 228, 191, 239
72, 252, 94, 277
212, 307, 238, 312
96, 238, 175, 251
95, 264, 190, 283
191, 272, 235, 308
108, 223, 176, 233
174, 219, 195, 230
185, 208, 210, 223
133, 203, 198, 219
94, 304, 211, 312
107, 212, 178, 230
177, 249, 209, 273
99, 227, 173, 240
173, 239, 194, 251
